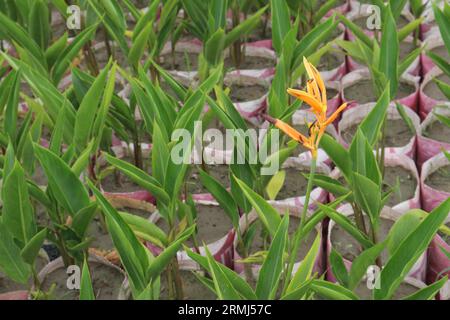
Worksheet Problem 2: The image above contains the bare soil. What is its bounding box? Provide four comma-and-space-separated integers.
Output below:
228, 82, 267, 103
342, 119, 414, 147
423, 120, 450, 143
276, 168, 309, 200
344, 79, 415, 104
160, 52, 199, 71
423, 73, 450, 101
318, 50, 346, 71
157, 204, 233, 247
40, 262, 124, 300
382, 166, 417, 207
425, 164, 450, 193
224, 55, 275, 70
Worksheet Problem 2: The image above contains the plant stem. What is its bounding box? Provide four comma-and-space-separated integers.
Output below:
282, 157, 316, 295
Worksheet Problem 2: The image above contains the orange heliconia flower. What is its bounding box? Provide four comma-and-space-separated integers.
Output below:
266, 57, 348, 159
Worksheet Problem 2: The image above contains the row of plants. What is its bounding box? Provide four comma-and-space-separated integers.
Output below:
0, 0, 448, 300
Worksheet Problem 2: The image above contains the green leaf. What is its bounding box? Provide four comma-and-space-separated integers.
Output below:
234, 176, 281, 237
352, 172, 381, 225
288, 233, 322, 292
185, 247, 257, 300
374, 198, 450, 300
74, 65, 109, 152
266, 170, 286, 201
21, 228, 47, 265
348, 241, 386, 290
203, 247, 242, 300
318, 203, 373, 249
52, 25, 97, 84
0, 220, 31, 284
256, 214, 289, 299
146, 226, 195, 281
319, 134, 352, 181
34, 144, 90, 216
104, 153, 170, 206
2, 161, 36, 245
89, 181, 150, 298
224, 6, 268, 48
380, 5, 399, 97
129, 20, 153, 68
119, 212, 168, 247
329, 249, 349, 288
4, 70, 21, 143
433, 2, 450, 54
403, 277, 448, 300
198, 169, 239, 228
270, 0, 291, 55
204, 28, 225, 66
359, 86, 390, 146
29, 0, 50, 50
80, 259, 95, 300
310, 280, 359, 300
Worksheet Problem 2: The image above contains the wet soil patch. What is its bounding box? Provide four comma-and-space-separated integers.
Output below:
400, 41, 417, 60
342, 119, 414, 147
276, 168, 309, 200
160, 51, 199, 71
41, 262, 124, 300
224, 55, 275, 70
423, 73, 450, 101
228, 82, 267, 103
344, 79, 415, 104
425, 164, 450, 193
382, 166, 416, 207
431, 46, 450, 65
318, 50, 346, 71
157, 204, 233, 247
423, 119, 450, 144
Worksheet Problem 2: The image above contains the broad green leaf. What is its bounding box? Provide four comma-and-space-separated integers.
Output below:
403, 277, 448, 300
185, 247, 257, 300
80, 259, 95, 300
374, 199, 450, 300
288, 233, 322, 292
256, 214, 289, 299
270, 0, 290, 55
2, 161, 36, 245
89, 182, 149, 298
329, 249, 349, 288
359, 83, 390, 146
21, 228, 47, 265
34, 144, 90, 216
0, 220, 31, 284
104, 153, 170, 206
198, 169, 239, 228
310, 280, 359, 300
348, 241, 386, 290
234, 176, 281, 237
